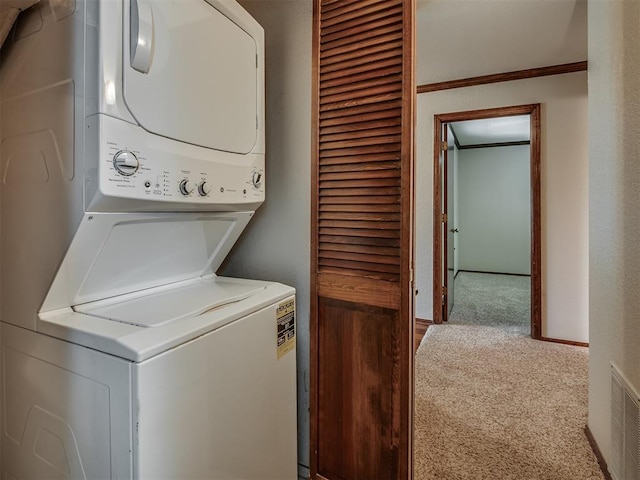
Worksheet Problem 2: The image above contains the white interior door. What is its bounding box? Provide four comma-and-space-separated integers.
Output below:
446, 125, 455, 317
123, 0, 259, 154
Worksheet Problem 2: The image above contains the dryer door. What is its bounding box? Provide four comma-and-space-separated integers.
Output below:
123, 0, 260, 154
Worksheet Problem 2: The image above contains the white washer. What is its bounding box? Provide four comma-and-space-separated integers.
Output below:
0, 0, 296, 478
3, 277, 296, 478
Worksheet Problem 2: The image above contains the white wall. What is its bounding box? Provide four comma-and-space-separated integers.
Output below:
588, 0, 640, 467
416, 0, 587, 85
415, 71, 589, 343
223, 0, 312, 474
457, 145, 531, 275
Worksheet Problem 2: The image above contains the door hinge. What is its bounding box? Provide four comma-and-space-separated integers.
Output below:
441, 141, 448, 151
442, 213, 447, 223
443, 286, 447, 296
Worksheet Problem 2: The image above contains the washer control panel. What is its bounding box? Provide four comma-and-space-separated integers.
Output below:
97, 116, 265, 205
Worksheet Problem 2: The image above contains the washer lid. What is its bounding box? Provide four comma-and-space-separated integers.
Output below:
38, 280, 295, 362
40, 211, 253, 314
123, 0, 261, 154
74, 276, 266, 327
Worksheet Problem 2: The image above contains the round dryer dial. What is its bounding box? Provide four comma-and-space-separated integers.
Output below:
113, 150, 140, 176
198, 182, 213, 196
251, 171, 263, 189
179, 179, 198, 196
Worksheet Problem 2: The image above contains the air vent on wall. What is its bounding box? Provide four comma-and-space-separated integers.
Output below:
611, 363, 640, 480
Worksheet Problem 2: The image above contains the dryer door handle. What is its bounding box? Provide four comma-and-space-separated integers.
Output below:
130, 0, 154, 74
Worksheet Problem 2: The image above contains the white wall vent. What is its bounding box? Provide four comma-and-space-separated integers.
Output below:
611, 363, 640, 480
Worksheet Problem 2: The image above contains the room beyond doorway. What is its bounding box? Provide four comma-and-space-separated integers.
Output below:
432, 104, 541, 339
448, 271, 530, 336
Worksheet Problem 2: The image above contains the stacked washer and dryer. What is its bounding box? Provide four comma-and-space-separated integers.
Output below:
0, 0, 297, 478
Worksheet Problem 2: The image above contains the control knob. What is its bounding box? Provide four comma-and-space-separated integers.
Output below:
113, 150, 139, 176
251, 171, 263, 188
198, 181, 212, 197
179, 179, 197, 196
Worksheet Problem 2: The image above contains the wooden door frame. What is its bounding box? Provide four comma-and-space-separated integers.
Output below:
432, 104, 542, 340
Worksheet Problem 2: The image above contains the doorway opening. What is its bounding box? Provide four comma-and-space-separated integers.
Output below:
432, 104, 541, 339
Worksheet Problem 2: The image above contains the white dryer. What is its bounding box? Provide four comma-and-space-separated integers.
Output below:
0, 0, 297, 478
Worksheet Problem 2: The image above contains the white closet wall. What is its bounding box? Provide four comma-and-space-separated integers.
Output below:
457, 145, 530, 275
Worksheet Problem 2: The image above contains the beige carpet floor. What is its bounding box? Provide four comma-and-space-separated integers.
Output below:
448, 272, 530, 336
414, 325, 604, 480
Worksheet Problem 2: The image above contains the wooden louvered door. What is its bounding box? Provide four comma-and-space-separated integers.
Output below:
310, 1, 415, 479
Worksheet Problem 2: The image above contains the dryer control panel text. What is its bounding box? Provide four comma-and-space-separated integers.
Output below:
94, 115, 265, 205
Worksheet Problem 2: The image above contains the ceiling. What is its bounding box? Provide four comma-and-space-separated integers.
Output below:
450, 115, 530, 146
416, 0, 587, 85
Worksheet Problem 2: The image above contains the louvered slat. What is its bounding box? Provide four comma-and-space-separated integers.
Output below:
320, 161, 399, 173
320, 100, 400, 121
321, 25, 401, 53
320, 205, 401, 214
320, 116, 400, 135
319, 56, 402, 81
321, 187, 401, 197
320, 143, 399, 158
319, 227, 400, 239
320, 178, 400, 189
319, 219, 400, 230
318, 266, 399, 282
321, 15, 402, 46
321, 127, 402, 143
320, 82, 402, 106
319, 195, 399, 204
319, 258, 400, 275
320, 65, 401, 89
319, 153, 400, 166
320, 5, 402, 37
320, 47, 402, 74
321, 40, 403, 68
320, 168, 400, 181
320, 92, 401, 113
319, 247, 399, 264
321, 0, 393, 22
318, 235, 400, 248
320, 135, 401, 150
319, 211, 401, 222
320, 242, 400, 257
321, 73, 401, 98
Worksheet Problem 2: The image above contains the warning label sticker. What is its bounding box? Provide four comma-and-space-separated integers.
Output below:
276, 298, 296, 359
